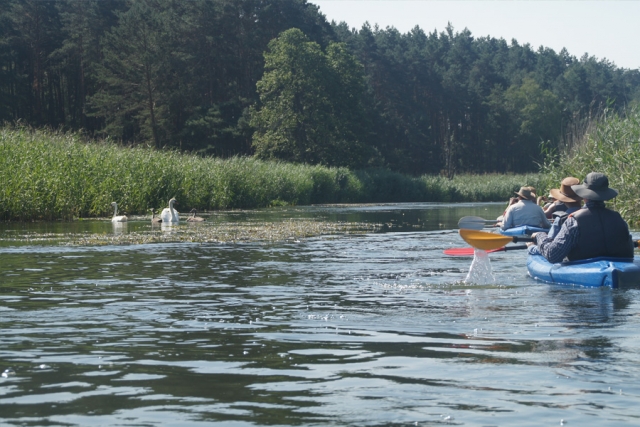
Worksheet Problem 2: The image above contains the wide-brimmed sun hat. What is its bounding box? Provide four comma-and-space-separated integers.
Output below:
571, 172, 618, 201
514, 186, 535, 201
549, 177, 582, 203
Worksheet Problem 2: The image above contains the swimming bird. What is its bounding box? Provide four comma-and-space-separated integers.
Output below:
150, 208, 162, 223
110, 202, 128, 222
186, 208, 205, 222
160, 198, 179, 224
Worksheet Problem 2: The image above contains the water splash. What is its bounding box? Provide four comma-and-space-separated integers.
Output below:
464, 249, 496, 284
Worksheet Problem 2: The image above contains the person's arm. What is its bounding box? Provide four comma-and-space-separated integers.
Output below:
547, 212, 569, 240
501, 206, 514, 230
534, 217, 579, 263
543, 202, 557, 218
536, 206, 552, 228
527, 234, 544, 255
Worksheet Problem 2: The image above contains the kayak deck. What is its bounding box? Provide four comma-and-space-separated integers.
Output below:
500, 225, 549, 236
527, 254, 640, 288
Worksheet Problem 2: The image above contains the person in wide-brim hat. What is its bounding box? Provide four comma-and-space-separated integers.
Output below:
550, 177, 582, 203
571, 172, 618, 201
527, 171, 633, 263
514, 186, 535, 201
499, 186, 551, 230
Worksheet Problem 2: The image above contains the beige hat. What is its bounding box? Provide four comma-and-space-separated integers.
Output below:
549, 177, 582, 203
514, 186, 534, 201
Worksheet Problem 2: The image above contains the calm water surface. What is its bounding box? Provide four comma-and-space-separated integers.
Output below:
1, 203, 640, 426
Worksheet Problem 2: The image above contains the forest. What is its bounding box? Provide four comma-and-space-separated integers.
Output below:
1, 0, 639, 176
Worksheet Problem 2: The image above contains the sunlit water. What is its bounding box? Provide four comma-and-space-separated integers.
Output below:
1, 203, 640, 426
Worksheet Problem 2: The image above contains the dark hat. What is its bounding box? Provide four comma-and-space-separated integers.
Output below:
514, 186, 534, 201
549, 177, 582, 203
571, 172, 618, 201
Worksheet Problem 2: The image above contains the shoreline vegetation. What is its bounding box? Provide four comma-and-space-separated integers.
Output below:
539, 107, 640, 227
1, 126, 543, 223
2, 105, 638, 227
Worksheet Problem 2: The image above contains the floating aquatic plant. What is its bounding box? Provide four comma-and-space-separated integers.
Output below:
63, 220, 380, 246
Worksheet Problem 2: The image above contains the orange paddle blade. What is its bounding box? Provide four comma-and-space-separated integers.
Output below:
459, 229, 515, 251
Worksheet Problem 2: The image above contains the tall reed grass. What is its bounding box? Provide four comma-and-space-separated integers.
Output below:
0, 126, 542, 221
539, 107, 640, 226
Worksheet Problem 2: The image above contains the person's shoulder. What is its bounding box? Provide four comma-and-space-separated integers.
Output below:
552, 211, 568, 220
506, 201, 522, 211
608, 208, 628, 223
571, 206, 588, 217
607, 206, 624, 215
563, 215, 579, 227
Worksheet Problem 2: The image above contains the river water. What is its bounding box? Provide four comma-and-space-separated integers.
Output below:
1, 203, 640, 426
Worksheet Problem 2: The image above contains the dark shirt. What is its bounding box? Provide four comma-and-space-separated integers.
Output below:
530, 201, 633, 263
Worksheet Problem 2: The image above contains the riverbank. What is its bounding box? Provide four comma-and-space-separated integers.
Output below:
0, 126, 541, 222
539, 107, 640, 226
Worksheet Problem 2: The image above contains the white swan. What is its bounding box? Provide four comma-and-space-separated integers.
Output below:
111, 202, 128, 222
186, 208, 205, 222
160, 198, 179, 223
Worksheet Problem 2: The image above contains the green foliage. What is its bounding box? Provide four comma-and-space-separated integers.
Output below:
251, 28, 372, 168
337, 24, 640, 174
87, 0, 173, 147
0, 126, 542, 221
539, 107, 640, 226
2, 0, 639, 175
501, 77, 562, 169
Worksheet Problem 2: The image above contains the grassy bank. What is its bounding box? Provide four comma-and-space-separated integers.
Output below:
0, 126, 542, 221
539, 107, 640, 226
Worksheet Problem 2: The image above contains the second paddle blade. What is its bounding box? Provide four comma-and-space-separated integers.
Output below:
457, 215, 496, 230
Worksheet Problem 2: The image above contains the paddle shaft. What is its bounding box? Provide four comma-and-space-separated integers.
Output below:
444, 244, 528, 256
458, 215, 554, 230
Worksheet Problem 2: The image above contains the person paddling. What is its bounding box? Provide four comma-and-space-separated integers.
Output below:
544, 177, 583, 239
537, 193, 556, 211
528, 172, 634, 263
499, 186, 551, 230
539, 177, 580, 219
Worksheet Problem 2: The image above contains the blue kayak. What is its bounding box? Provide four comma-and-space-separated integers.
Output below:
527, 254, 640, 288
500, 225, 549, 236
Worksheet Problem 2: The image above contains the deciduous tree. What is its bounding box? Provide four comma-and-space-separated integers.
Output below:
251, 28, 372, 168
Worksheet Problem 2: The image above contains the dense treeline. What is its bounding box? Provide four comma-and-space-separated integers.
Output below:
332, 24, 640, 175
1, 0, 639, 176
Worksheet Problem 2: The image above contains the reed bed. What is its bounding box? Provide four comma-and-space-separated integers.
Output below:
1, 126, 541, 221
539, 107, 640, 226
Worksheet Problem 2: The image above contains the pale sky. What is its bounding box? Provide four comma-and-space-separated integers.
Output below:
312, 1, 640, 70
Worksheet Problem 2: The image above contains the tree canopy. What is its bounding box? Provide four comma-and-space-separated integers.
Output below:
1, 0, 639, 174
251, 28, 374, 168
